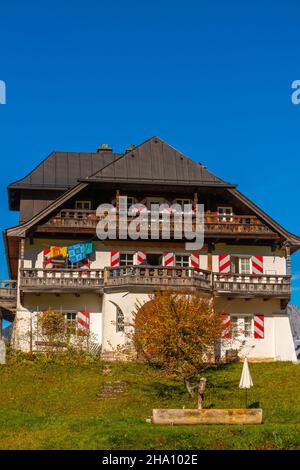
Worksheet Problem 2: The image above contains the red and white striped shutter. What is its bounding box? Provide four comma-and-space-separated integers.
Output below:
190, 253, 200, 268
77, 311, 90, 335
252, 256, 264, 275
79, 259, 91, 269
163, 252, 175, 267
110, 251, 120, 267
136, 251, 147, 265
222, 314, 231, 338
43, 249, 53, 269
218, 254, 231, 273
254, 315, 264, 339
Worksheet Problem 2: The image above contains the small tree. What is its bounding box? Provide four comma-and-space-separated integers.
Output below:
38, 309, 67, 352
132, 289, 229, 401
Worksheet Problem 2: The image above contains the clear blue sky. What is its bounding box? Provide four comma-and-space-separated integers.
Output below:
1, 0, 300, 314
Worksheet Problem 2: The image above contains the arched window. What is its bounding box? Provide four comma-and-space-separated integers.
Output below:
116, 306, 125, 332
109, 301, 125, 332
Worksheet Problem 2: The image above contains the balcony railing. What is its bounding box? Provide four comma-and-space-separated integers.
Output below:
19, 267, 291, 298
0, 280, 17, 300
20, 269, 104, 292
105, 266, 212, 291
0, 280, 17, 314
40, 209, 275, 236
213, 273, 291, 297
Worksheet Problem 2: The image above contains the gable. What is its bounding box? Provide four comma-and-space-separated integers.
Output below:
82, 136, 236, 187
4, 136, 300, 254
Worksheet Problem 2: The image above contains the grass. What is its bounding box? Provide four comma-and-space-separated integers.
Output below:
0, 357, 300, 450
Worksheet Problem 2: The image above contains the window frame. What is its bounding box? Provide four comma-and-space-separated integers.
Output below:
64, 311, 78, 335
119, 253, 134, 266
218, 206, 233, 222
230, 315, 253, 339
146, 197, 165, 211
175, 255, 190, 268
126, 196, 137, 209
75, 200, 92, 211
116, 306, 125, 333
231, 256, 252, 275
175, 198, 192, 212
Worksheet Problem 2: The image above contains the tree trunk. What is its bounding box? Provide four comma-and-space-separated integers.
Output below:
198, 378, 207, 409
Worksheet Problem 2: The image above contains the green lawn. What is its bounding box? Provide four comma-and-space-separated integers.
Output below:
0, 356, 300, 450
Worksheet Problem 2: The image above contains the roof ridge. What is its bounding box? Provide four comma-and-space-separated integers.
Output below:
82, 135, 160, 180
82, 136, 233, 186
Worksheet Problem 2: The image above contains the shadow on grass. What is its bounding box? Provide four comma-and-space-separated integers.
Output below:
141, 381, 185, 399
249, 401, 260, 409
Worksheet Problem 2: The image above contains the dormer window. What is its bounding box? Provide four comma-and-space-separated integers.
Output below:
75, 201, 91, 211
218, 206, 233, 222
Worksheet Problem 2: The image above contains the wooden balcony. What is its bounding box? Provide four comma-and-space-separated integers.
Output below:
105, 266, 212, 292
213, 273, 291, 299
20, 269, 104, 293
0, 280, 17, 312
38, 209, 276, 239
19, 267, 291, 299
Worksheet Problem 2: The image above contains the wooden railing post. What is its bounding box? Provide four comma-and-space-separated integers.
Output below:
285, 243, 291, 276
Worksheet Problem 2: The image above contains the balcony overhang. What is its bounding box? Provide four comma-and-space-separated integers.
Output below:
18, 267, 291, 300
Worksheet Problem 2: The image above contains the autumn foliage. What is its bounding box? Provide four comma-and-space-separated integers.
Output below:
39, 309, 66, 340
132, 290, 227, 393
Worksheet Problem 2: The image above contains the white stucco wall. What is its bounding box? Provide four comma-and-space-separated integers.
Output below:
101, 291, 150, 352
274, 315, 297, 361
23, 239, 286, 275
15, 239, 294, 360
212, 244, 286, 275
13, 292, 103, 351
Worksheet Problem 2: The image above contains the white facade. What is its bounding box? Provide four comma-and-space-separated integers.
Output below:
11, 238, 297, 362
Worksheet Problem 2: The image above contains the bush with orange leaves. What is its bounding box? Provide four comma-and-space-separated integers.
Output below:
131, 290, 229, 396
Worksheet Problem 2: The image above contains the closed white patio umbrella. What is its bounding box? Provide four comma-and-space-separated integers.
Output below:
239, 357, 253, 408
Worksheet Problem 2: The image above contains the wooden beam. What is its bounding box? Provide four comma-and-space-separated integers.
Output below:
193, 192, 198, 209
116, 190, 120, 212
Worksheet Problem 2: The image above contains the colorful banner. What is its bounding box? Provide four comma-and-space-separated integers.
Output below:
68, 242, 93, 264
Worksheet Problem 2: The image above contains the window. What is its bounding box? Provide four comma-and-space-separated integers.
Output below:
120, 253, 134, 266
175, 255, 189, 267
230, 316, 253, 339
147, 253, 162, 266
230, 316, 239, 338
244, 317, 252, 338
218, 206, 233, 222
175, 199, 192, 211
147, 198, 164, 210
126, 197, 136, 209
231, 256, 251, 274
240, 257, 251, 274
64, 312, 77, 334
75, 201, 91, 210
116, 306, 125, 332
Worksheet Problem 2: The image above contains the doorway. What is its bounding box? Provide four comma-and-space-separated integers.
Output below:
146, 253, 162, 266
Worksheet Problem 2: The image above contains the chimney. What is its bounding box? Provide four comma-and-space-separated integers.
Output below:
97, 143, 112, 153
125, 144, 136, 153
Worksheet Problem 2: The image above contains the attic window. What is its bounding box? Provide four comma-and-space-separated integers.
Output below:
218, 206, 233, 222
75, 201, 91, 211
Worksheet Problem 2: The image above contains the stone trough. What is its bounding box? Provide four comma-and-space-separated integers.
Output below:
152, 408, 263, 425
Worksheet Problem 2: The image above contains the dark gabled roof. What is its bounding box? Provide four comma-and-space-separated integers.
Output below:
8, 150, 121, 210
81, 137, 236, 188
4, 136, 300, 278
